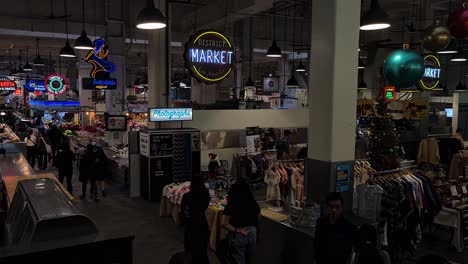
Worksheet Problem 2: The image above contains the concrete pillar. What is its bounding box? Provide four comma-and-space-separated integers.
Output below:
77, 62, 93, 130
306, 0, 361, 207
106, 54, 126, 147
147, 0, 168, 126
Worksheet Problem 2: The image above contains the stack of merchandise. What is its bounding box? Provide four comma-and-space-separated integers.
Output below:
162, 181, 191, 205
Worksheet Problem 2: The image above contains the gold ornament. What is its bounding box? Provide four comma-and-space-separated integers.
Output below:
422, 20, 451, 52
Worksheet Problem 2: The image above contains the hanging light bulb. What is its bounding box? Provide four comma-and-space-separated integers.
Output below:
136, 0, 167, 29
360, 0, 391, 30
450, 48, 467, 62
358, 59, 366, 69
266, 40, 282, 58
296, 61, 306, 72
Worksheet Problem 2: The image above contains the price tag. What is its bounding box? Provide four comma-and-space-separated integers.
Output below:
451, 185, 459, 196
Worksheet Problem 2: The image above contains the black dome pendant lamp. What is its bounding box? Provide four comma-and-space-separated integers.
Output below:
360, 0, 391, 31
59, 0, 76, 57
136, 0, 167, 30
266, 0, 282, 58
75, 0, 93, 50
33, 38, 45, 66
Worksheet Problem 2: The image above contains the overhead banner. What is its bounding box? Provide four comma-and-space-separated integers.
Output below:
356, 99, 375, 117
419, 54, 441, 90
403, 99, 429, 119
82, 78, 117, 90
45, 74, 68, 95
185, 30, 234, 83
148, 108, 193, 122
25, 80, 46, 92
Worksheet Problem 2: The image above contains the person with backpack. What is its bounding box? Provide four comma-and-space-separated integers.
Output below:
24, 129, 37, 168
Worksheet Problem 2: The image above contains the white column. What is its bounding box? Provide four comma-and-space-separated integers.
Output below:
306, 0, 361, 205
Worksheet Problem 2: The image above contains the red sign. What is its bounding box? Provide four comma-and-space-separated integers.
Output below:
0, 76, 16, 91
14, 88, 22, 96
382, 86, 396, 101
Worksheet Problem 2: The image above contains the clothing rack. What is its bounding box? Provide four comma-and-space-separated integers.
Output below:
372, 165, 418, 176
276, 159, 304, 163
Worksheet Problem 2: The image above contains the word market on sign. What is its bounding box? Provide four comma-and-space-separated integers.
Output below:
185, 31, 234, 83
419, 55, 441, 90
149, 108, 193, 122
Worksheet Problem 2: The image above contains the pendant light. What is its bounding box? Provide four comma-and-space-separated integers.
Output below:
296, 61, 306, 72
245, 17, 255, 89
59, 0, 76, 57
358, 59, 366, 69
266, 0, 282, 57
33, 38, 45, 66
75, 0, 93, 50
287, 4, 299, 88
360, 0, 391, 30
16, 51, 24, 75
438, 38, 459, 54
23, 49, 32, 72
451, 43, 466, 62
136, 0, 167, 29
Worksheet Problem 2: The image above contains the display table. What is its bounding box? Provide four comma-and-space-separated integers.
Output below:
160, 196, 226, 250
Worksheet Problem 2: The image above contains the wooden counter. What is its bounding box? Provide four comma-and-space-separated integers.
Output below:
0, 153, 73, 207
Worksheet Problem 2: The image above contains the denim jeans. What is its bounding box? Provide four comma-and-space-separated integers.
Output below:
226, 226, 257, 264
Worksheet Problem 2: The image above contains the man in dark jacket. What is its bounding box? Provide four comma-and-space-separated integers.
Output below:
314, 192, 354, 264
55, 139, 76, 194
46, 124, 63, 166
79, 140, 108, 201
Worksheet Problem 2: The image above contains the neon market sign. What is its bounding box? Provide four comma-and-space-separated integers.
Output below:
0, 76, 17, 92
82, 78, 117, 90
185, 30, 234, 83
148, 108, 193, 122
45, 74, 68, 95
419, 55, 441, 90
25, 80, 46, 92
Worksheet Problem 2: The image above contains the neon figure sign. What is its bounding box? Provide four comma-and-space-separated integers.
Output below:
185, 31, 234, 83
84, 39, 116, 79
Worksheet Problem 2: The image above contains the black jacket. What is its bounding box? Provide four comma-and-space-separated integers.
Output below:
55, 148, 76, 176
314, 217, 354, 264
79, 145, 108, 181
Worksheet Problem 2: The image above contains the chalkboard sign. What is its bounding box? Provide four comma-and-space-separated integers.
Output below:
150, 134, 173, 156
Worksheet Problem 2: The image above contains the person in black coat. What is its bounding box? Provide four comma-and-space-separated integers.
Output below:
180, 175, 210, 264
79, 139, 108, 201
46, 124, 64, 167
55, 138, 76, 195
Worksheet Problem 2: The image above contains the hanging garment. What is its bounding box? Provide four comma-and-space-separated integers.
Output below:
264, 169, 281, 201
417, 138, 440, 165
295, 171, 305, 202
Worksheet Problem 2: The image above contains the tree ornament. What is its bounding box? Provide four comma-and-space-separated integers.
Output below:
422, 19, 451, 52
384, 49, 425, 88
448, 3, 468, 39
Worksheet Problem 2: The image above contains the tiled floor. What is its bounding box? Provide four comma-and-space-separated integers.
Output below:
37, 163, 468, 264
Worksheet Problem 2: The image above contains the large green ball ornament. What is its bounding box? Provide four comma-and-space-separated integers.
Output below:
383, 50, 425, 88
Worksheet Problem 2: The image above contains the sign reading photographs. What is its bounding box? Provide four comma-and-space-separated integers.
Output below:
185, 30, 234, 83
148, 108, 193, 122
419, 55, 441, 90
82, 78, 117, 90
45, 74, 67, 95
25, 80, 46, 92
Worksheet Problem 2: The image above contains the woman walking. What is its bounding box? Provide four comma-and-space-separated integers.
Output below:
180, 175, 211, 264
221, 180, 260, 264
36, 129, 50, 170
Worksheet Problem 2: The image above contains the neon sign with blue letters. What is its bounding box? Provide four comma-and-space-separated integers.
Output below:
419, 55, 441, 90
148, 108, 193, 122
25, 80, 46, 92
185, 31, 234, 83
82, 78, 117, 90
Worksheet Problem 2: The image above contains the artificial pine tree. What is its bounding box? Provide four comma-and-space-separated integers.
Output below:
368, 97, 404, 171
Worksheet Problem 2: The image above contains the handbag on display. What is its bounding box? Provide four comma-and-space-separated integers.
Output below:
288, 202, 320, 228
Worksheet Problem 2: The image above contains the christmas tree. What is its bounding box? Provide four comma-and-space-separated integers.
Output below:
368, 97, 404, 171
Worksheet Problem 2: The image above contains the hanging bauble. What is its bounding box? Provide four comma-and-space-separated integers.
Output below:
448, 3, 468, 39
421, 20, 451, 52
383, 49, 425, 88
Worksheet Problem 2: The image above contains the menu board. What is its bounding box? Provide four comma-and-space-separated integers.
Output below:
150, 134, 173, 156
139, 133, 149, 157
